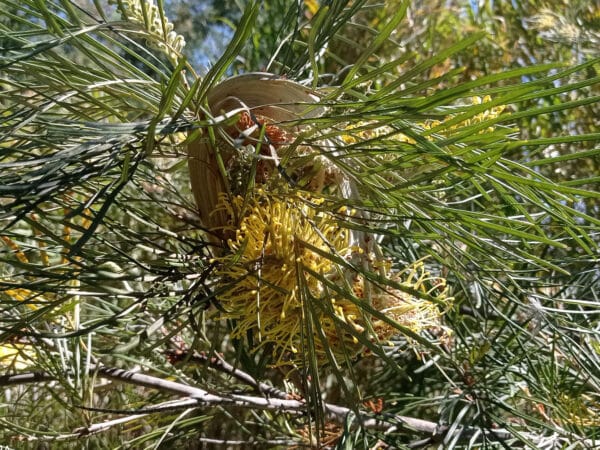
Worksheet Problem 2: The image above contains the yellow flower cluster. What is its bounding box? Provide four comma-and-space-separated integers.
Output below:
197, 75, 455, 368
343, 95, 505, 145
369, 261, 451, 344
458, 95, 506, 130
212, 192, 451, 366
341, 121, 395, 145
558, 393, 600, 427
0, 235, 37, 368
304, 0, 320, 16
0, 344, 34, 370
319, 260, 452, 358
213, 191, 350, 365
109, 0, 185, 62
1, 209, 92, 369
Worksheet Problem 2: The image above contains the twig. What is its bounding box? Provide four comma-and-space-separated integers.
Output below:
0, 371, 56, 385
166, 349, 289, 399
98, 365, 306, 413
72, 398, 198, 436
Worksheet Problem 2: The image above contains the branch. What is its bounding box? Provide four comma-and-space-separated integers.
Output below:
97, 365, 306, 413
1, 365, 592, 447
165, 349, 289, 399
0, 367, 444, 434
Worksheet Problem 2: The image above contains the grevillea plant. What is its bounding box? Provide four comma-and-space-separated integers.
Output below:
0, 0, 598, 448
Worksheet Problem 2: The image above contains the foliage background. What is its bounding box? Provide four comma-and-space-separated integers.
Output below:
1, 0, 598, 448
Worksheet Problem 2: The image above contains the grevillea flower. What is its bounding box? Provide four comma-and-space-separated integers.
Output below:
342, 95, 505, 145
316, 260, 452, 360
212, 191, 451, 366
366, 260, 452, 345
109, 0, 185, 63
187, 73, 325, 240
212, 191, 350, 366
190, 74, 453, 368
